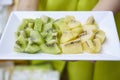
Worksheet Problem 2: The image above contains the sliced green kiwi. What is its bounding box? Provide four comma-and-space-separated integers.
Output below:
40, 43, 61, 54
14, 43, 24, 52
14, 34, 27, 52
41, 15, 54, 24
45, 32, 58, 44
25, 43, 40, 53
30, 30, 44, 44
24, 27, 33, 37
17, 19, 34, 31
41, 22, 53, 38
34, 18, 43, 32
28, 22, 34, 29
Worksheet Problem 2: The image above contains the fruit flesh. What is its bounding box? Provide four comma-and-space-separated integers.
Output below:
41, 22, 61, 54
25, 44, 40, 53
40, 43, 61, 54
95, 30, 106, 43
30, 30, 44, 44
14, 15, 106, 54
34, 18, 43, 32
14, 32, 27, 52
61, 38, 83, 54
83, 38, 101, 53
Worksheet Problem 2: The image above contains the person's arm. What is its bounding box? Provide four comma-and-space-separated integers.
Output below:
93, 0, 120, 14
17, 0, 38, 11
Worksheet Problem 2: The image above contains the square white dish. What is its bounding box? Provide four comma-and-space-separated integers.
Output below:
0, 11, 120, 60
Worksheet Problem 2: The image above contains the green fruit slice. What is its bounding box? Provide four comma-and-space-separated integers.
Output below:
34, 18, 43, 32
40, 43, 61, 54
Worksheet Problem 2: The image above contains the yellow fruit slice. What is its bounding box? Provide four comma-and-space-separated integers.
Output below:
59, 22, 70, 31
68, 20, 81, 29
82, 24, 98, 33
61, 38, 83, 54
71, 27, 83, 38
60, 30, 74, 43
64, 15, 75, 23
83, 38, 101, 53
85, 16, 97, 25
95, 30, 106, 44
79, 31, 95, 43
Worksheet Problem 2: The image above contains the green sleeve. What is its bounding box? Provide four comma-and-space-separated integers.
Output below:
38, 0, 98, 11
67, 61, 94, 80
38, 0, 78, 11
93, 61, 120, 80
38, 0, 48, 10
52, 60, 66, 74
115, 12, 120, 40
77, 0, 98, 11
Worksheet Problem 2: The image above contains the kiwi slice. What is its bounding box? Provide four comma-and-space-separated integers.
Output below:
41, 15, 54, 24
41, 22, 53, 37
30, 30, 44, 44
17, 19, 34, 31
14, 34, 27, 52
14, 43, 24, 52
28, 22, 34, 29
34, 18, 43, 32
40, 43, 61, 54
24, 27, 33, 37
25, 43, 40, 53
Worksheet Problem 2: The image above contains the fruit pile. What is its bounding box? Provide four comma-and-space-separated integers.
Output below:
14, 15, 106, 54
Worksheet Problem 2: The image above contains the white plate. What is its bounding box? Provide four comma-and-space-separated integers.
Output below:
0, 11, 120, 60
